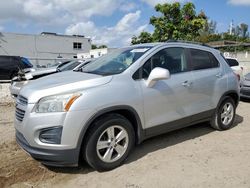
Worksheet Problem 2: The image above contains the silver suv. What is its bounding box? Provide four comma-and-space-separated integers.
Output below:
15, 42, 239, 171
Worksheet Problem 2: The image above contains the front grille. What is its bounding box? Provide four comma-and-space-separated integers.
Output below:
15, 107, 25, 122
17, 95, 28, 105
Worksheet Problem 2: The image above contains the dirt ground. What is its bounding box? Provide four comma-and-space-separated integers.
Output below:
0, 101, 250, 188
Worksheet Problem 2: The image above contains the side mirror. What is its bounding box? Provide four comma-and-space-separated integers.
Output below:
146, 67, 170, 87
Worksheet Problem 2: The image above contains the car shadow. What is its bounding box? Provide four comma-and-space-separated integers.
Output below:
47, 114, 243, 174
126, 114, 243, 165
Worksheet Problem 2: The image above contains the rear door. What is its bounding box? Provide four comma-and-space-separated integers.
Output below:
187, 48, 226, 116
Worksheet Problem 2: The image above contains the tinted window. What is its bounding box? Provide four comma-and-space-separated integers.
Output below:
21, 57, 33, 68
190, 49, 219, 70
59, 61, 81, 71
0, 56, 10, 67
226, 58, 239, 67
142, 47, 188, 79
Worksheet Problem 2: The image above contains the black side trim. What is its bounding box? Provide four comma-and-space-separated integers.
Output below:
144, 109, 214, 139
16, 130, 78, 167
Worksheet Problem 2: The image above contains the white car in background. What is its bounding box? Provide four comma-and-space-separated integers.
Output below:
226, 58, 244, 86
10, 59, 92, 98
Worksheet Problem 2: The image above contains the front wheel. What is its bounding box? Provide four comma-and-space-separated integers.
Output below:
210, 97, 236, 130
83, 114, 135, 171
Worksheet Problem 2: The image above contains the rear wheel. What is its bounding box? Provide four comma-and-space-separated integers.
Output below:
210, 97, 236, 130
83, 114, 135, 171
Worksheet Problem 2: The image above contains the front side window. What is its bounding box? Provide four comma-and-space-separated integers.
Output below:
81, 47, 151, 76
190, 49, 219, 70
142, 47, 188, 79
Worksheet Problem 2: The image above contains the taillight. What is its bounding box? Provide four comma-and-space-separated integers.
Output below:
233, 73, 240, 81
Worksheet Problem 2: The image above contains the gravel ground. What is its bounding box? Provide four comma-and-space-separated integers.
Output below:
0, 100, 250, 188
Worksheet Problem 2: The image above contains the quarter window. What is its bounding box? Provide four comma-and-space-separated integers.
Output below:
142, 47, 188, 79
190, 49, 219, 70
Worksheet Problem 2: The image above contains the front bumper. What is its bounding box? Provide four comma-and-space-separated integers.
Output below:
16, 130, 79, 166
14, 102, 96, 167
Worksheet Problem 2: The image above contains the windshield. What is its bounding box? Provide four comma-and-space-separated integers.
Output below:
81, 47, 151, 75
58, 60, 81, 71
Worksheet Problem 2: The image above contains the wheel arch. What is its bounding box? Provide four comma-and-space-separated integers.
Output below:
217, 90, 239, 109
76, 105, 145, 163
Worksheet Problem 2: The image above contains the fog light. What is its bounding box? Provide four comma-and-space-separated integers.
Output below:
39, 126, 63, 144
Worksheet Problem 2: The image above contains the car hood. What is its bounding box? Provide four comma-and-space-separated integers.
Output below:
30, 67, 57, 76
19, 71, 113, 103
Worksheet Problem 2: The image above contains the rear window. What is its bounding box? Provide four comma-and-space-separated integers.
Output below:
21, 57, 33, 68
226, 59, 239, 67
190, 49, 219, 70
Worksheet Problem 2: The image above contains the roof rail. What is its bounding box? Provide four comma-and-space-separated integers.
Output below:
166, 39, 212, 48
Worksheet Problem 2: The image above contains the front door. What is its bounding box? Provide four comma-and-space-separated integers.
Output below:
138, 47, 195, 134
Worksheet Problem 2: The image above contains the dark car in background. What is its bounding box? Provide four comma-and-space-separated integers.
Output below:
0, 55, 33, 80
240, 73, 250, 99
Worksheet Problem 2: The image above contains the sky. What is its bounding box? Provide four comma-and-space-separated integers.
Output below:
0, 0, 249, 47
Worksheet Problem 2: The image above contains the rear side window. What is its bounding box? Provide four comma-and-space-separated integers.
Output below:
190, 49, 219, 70
0, 56, 10, 67
226, 59, 239, 67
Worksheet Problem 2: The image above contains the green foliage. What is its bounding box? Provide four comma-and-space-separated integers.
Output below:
131, 2, 207, 44
130, 1, 250, 52
98, 45, 107, 49
91, 44, 97, 49
131, 32, 153, 44
92, 44, 108, 49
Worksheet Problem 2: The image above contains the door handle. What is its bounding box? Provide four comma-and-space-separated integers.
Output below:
216, 73, 223, 78
182, 80, 192, 87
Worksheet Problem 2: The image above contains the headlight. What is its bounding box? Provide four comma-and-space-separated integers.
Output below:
35, 93, 81, 113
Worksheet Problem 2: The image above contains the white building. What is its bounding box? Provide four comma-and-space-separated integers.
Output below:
77, 48, 116, 59
0, 32, 91, 67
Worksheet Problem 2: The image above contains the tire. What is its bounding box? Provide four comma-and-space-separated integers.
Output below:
210, 97, 236, 130
83, 114, 135, 171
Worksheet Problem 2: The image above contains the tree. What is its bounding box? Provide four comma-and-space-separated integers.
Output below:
132, 2, 207, 44
91, 44, 97, 49
91, 44, 108, 49
131, 31, 153, 44
239, 23, 248, 38
98, 45, 107, 49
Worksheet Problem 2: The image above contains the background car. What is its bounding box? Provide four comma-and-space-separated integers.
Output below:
240, 72, 250, 99
226, 57, 244, 85
10, 59, 92, 97
0, 55, 33, 80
